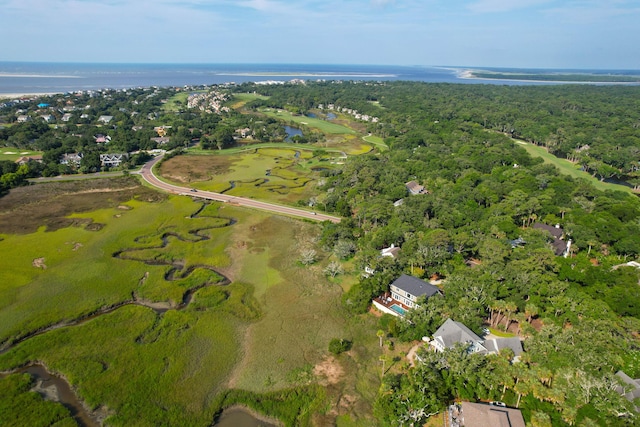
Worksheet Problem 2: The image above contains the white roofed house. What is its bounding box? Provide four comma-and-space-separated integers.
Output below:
98, 115, 113, 124
99, 153, 128, 168
381, 244, 400, 259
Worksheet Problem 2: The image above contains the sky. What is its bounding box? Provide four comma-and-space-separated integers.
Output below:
1, 0, 639, 69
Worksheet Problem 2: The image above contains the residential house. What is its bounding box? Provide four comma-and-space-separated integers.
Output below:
381, 244, 400, 259
393, 199, 404, 207
449, 402, 526, 427
17, 115, 31, 123
97, 115, 113, 124
99, 153, 128, 168
61, 113, 73, 122
235, 127, 253, 139
153, 126, 171, 136
373, 274, 441, 317
151, 137, 171, 145
615, 370, 640, 412
94, 134, 111, 144
430, 318, 523, 360
431, 318, 486, 353
533, 223, 571, 257
405, 180, 427, 195
40, 114, 55, 123
60, 153, 83, 167
15, 155, 43, 165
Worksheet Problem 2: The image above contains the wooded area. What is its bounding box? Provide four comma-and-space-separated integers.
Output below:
2, 80, 640, 425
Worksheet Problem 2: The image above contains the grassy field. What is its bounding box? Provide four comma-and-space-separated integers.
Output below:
261, 108, 357, 135
230, 93, 270, 109
362, 135, 388, 151
512, 139, 633, 193
162, 91, 199, 112
0, 178, 386, 426
0, 149, 42, 162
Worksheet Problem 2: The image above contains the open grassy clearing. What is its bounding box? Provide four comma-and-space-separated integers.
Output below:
162, 91, 197, 112
160, 148, 338, 205
261, 108, 356, 135
230, 93, 270, 109
362, 135, 388, 151
0, 179, 387, 425
512, 138, 633, 194
0, 149, 42, 161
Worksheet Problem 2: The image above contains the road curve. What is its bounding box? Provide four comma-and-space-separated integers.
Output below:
138, 155, 341, 223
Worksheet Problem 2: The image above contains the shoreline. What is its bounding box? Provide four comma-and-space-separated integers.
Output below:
457, 69, 640, 85
215, 404, 282, 426
0, 92, 62, 100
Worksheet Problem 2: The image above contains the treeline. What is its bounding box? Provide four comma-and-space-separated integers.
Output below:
240, 81, 640, 185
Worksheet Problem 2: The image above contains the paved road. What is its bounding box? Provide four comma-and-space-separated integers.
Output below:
138, 155, 341, 223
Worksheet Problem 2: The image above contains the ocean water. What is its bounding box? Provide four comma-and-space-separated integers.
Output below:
0, 62, 638, 95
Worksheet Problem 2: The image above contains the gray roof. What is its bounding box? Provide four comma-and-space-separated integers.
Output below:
484, 338, 523, 357
391, 274, 440, 298
434, 318, 483, 348
458, 402, 526, 427
533, 223, 563, 239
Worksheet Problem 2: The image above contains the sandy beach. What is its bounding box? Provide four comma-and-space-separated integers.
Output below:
0, 92, 62, 101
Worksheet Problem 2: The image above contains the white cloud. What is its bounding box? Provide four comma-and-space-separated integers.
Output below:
467, 0, 554, 13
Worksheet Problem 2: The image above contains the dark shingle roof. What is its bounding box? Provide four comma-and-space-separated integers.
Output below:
391, 274, 440, 298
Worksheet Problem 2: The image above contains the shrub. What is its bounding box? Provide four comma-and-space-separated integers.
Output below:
328, 338, 352, 355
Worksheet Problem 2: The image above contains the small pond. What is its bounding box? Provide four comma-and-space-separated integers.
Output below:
284, 125, 303, 142
326, 112, 337, 120
306, 112, 317, 118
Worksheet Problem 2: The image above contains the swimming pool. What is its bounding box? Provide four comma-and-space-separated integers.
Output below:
390, 304, 407, 316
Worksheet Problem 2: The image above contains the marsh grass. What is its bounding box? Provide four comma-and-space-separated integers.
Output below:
0, 180, 385, 426
160, 148, 328, 205
0, 373, 76, 427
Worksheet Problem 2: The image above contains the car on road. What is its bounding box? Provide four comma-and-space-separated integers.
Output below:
489, 401, 506, 407
190, 188, 197, 192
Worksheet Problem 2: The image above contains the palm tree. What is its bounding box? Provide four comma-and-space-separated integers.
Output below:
377, 330, 385, 347
503, 301, 518, 332
524, 303, 539, 323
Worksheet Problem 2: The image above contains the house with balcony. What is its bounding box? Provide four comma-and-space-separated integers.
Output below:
373, 274, 441, 317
